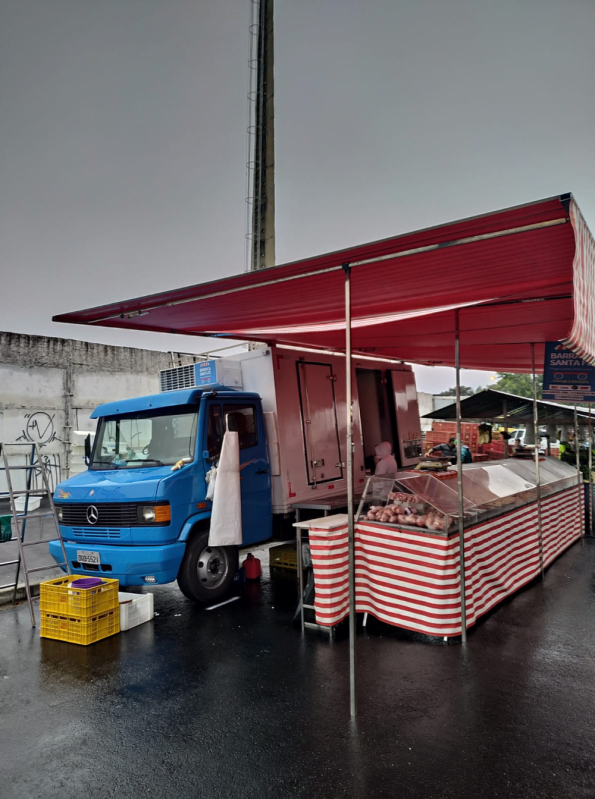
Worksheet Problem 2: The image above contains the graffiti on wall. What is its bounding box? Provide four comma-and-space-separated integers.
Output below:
16, 412, 61, 446
0, 452, 62, 495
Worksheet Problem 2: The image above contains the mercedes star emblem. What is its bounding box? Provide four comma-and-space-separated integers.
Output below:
86, 505, 99, 525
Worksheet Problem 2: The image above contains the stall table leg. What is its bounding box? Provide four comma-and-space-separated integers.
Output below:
294, 512, 335, 639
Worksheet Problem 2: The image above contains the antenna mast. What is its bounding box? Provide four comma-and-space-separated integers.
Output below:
248, 0, 275, 271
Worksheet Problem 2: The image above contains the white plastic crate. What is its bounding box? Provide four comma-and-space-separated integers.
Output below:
118, 592, 154, 631
15, 496, 42, 512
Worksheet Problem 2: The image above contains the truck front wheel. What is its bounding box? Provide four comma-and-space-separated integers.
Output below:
177, 529, 238, 604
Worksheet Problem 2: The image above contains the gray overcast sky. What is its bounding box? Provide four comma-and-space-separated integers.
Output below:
1, 0, 594, 393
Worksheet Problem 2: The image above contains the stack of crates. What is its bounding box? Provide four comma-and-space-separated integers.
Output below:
479, 441, 508, 460
39, 576, 120, 645
269, 543, 298, 581
425, 422, 480, 454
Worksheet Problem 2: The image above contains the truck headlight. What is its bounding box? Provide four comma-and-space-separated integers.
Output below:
56, 506, 63, 522
137, 505, 171, 524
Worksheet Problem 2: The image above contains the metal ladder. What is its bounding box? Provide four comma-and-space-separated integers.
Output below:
0, 443, 70, 627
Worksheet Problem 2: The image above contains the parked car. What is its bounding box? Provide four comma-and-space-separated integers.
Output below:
508, 428, 560, 451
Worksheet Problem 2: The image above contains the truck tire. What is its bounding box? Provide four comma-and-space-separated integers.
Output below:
177, 528, 238, 604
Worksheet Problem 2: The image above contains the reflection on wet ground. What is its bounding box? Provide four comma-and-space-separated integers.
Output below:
2, 542, 595, 798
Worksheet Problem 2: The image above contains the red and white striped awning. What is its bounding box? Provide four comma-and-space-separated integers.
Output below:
53, 194, 595, 373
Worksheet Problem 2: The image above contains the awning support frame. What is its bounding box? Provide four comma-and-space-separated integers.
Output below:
531, 343, 545, 579
455, 309, 467, 644
574, 404, 584, 546
344, 264, 356, 719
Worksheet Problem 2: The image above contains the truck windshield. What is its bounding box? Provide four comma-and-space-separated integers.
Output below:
91, 409, 198, 469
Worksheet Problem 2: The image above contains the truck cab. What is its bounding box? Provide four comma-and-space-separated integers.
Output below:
50, 387, 271, 603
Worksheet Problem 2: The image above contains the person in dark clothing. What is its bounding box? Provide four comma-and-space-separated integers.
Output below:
429, 436, 457, 463
513, 437, 531, 457
460, 442, 473, 464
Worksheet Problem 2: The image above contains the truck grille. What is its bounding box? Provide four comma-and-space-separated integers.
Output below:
59, 503, 140, 527
72, 527, 121, 539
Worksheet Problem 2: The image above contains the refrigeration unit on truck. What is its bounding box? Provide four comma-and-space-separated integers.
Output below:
50, 346, 422, 603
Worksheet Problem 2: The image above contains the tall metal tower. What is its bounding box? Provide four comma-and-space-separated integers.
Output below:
248, 0, 275, 271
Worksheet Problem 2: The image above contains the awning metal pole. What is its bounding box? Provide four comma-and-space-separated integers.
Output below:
344, 264, 356, 718
454, 310, 467, 644
574, 405, 581, 476
574, 404, 584, 545
531, 343, 544, 578
589, 406, 593, 536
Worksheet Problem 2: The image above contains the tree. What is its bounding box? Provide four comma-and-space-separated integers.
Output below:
436, 386, 476, 397
492, 373, 542, 399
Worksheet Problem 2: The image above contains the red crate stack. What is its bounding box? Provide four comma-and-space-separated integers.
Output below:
425, 422, 482, 454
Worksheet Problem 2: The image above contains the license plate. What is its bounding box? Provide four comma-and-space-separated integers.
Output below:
77, 550, 100, 566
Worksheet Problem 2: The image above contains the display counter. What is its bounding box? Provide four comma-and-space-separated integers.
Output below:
308, 459, 583, 637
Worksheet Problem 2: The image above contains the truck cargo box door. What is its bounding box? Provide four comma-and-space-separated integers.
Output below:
390, 371, 422, 467
297, 362, 343, 486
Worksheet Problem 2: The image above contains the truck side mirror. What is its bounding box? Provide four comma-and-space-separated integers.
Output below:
84, 434, 91, 465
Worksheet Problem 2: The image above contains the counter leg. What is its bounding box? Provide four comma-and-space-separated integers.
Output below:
297, 528, 305, 633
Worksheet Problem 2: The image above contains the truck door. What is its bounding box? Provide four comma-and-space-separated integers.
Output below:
297, 361, 343, 485
390, 371, 422, 467
205, 400, 272, 546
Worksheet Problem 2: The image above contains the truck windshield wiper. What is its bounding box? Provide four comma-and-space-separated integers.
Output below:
138, 458, 165, 466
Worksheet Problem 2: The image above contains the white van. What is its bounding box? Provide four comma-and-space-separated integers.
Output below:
508, 428, 559, 451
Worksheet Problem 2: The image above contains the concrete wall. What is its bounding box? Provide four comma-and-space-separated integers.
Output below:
0, 331, 193, 492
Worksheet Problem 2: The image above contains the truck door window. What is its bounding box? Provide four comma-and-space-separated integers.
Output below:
207, 405, 224, 458
223, 405, 258, 450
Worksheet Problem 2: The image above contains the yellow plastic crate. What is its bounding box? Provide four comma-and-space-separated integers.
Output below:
40, 609, 120, 646
269, 543, 297, 571
40, 576, 119, 618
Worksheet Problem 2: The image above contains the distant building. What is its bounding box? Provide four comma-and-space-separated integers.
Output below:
0, 331, 196, 492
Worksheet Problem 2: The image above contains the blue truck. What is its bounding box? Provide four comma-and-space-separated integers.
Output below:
50, 350, 422, 603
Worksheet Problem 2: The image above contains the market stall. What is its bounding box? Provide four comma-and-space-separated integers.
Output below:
53, 192, 595, 717
307, 459, 582, 635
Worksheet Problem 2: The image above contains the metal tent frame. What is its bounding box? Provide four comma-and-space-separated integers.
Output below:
51, 194, 595, 718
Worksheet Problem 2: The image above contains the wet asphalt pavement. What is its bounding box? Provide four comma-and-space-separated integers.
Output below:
2, 541, 595, 799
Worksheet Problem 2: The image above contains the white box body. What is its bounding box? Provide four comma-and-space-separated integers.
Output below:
235, 347, 422, 514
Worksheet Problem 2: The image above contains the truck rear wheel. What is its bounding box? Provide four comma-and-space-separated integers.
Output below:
177, 529, 238, 604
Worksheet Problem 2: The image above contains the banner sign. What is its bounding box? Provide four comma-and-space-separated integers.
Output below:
197, 360, 217, 385
542, 342, 595, 402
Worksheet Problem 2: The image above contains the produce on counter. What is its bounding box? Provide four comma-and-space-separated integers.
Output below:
388, 492, 425, 504
363, 502, 449, 531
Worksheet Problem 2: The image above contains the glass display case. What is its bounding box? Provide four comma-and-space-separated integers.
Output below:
357, 458, 579, 535
501, 457, 578, 498
356, 475, 478, 536
460, 464, 537, 518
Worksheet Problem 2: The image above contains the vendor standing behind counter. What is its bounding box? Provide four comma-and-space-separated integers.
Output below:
374, 442, 397, 476
428, 436, 458, 463
427, 437, 474, 464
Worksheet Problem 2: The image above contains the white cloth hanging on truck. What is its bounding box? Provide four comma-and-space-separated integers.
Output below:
208, 431, 242, 546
